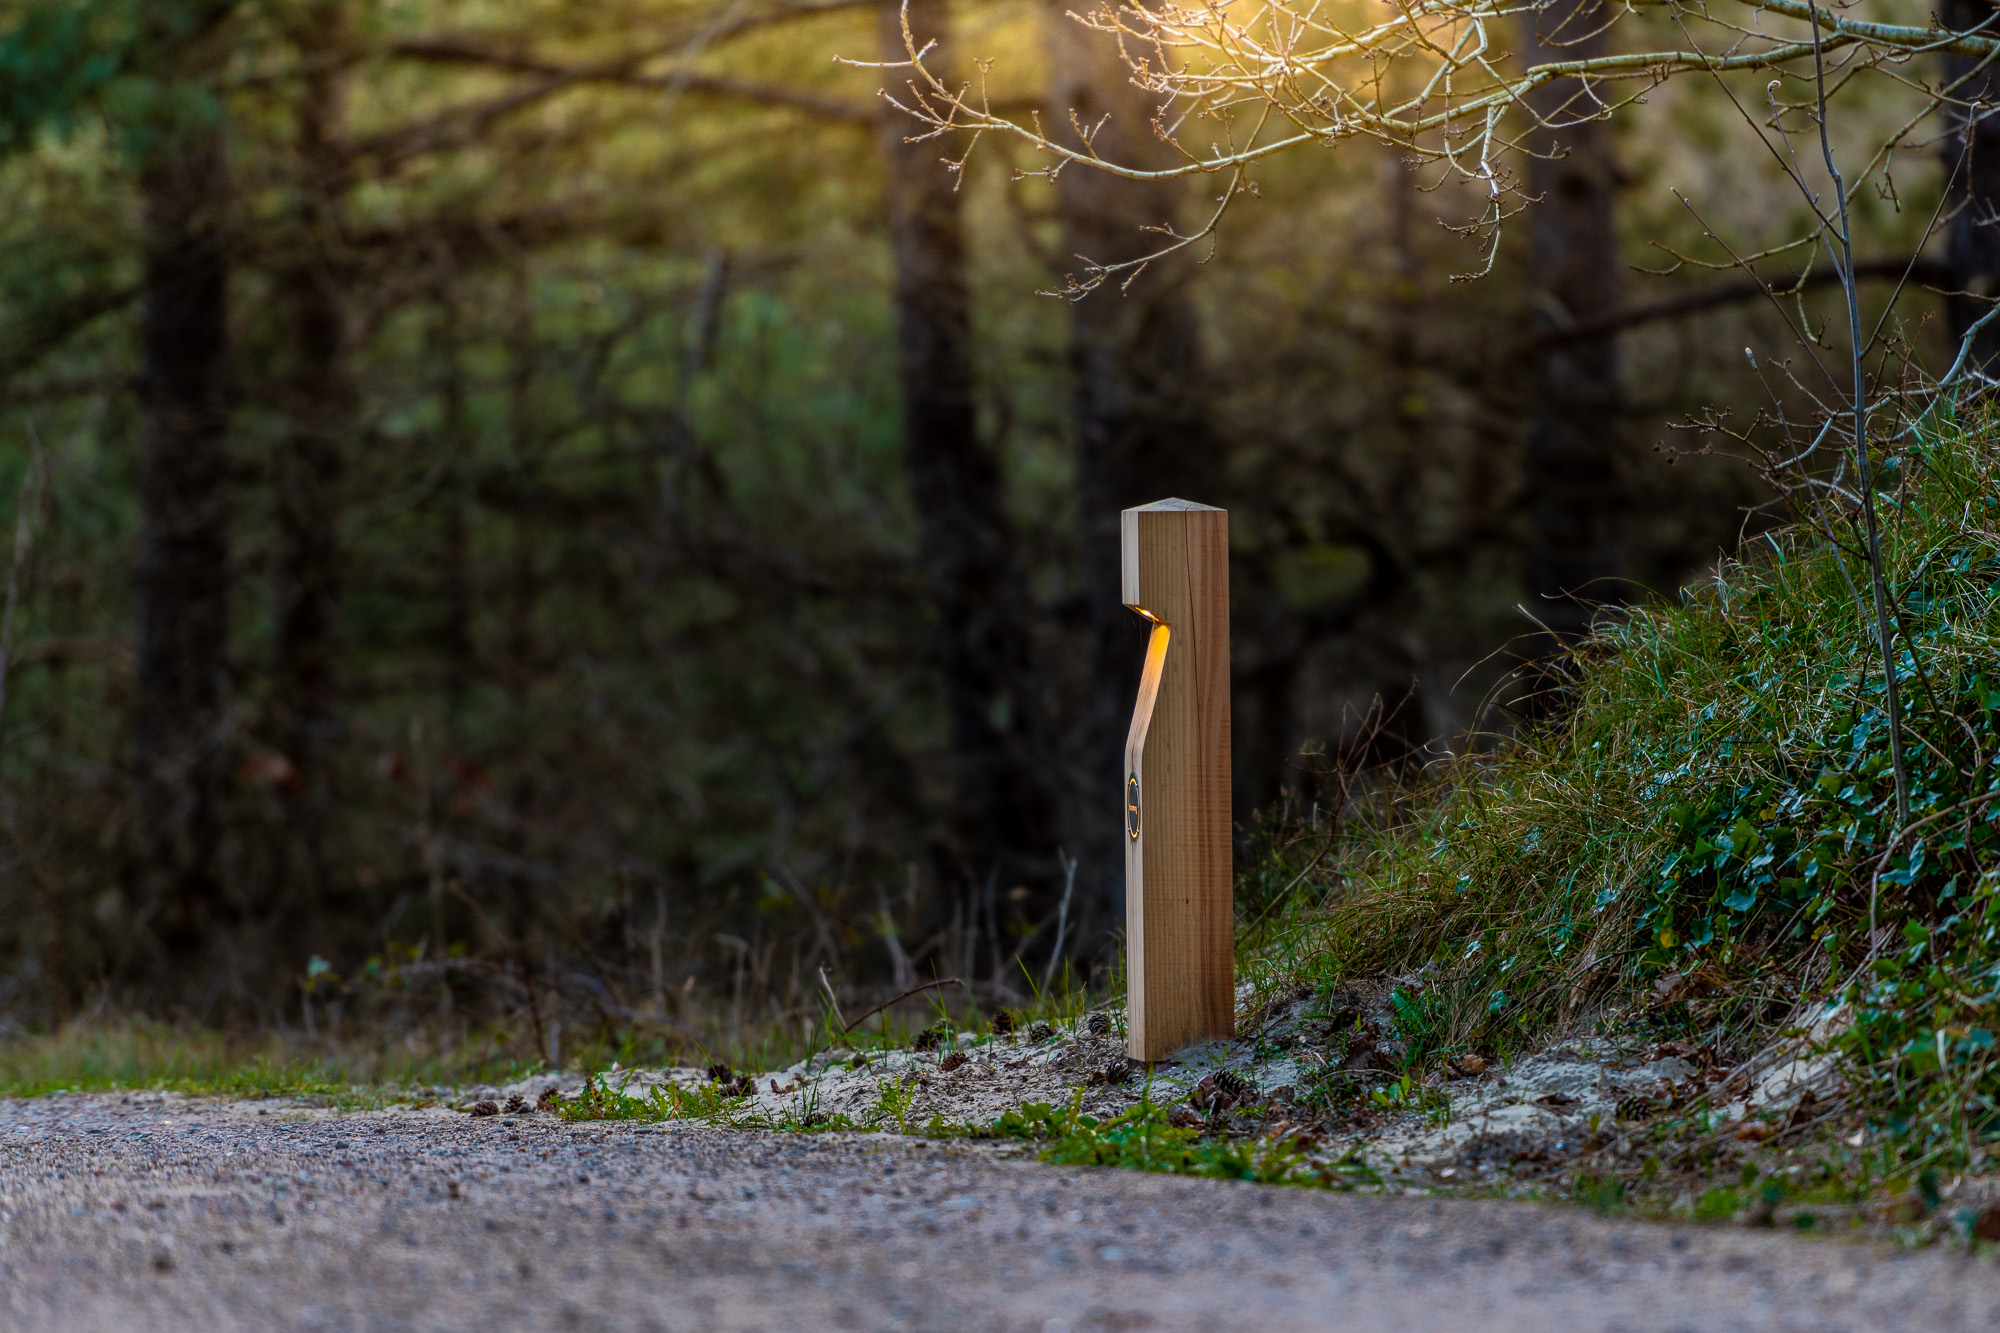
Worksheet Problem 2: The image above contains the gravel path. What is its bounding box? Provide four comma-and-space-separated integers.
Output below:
3, 1092, 1998, 1332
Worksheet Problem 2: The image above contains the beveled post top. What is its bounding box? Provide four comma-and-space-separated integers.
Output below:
1120, 499, 1228, 619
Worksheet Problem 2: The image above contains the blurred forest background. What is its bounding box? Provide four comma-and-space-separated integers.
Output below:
0, 0, 1968, 1061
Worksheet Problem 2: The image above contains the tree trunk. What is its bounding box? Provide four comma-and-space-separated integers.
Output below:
273, 0, 351, 909
503, 262, 542, 952
1521, 1, 1626, 677
505, 263, 536, 710
878, 1, 1060, 929
1042, 11, 1223, 913
436, 296, 474, 743
134, 84, 233, 958
1944, 0, 2000, 370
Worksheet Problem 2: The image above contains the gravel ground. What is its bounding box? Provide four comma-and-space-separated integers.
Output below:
3, 1092, 1999, 1332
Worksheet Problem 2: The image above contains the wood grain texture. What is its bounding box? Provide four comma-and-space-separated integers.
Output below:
1120, 498, 1232, 1061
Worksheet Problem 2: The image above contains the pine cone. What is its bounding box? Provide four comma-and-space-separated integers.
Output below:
469, 1100, 500, 1117
1614, 1093, 1663, 1123
706, 1063, 734, 1083
1214, 1069, 1254, 1101
1028, 1021, 1054, 1042
913, 1023, 953, 1052
1087, 1013, 1112, 1037
938, 1051, 968, 1072
504, 1094, 528, 1114
990, 1011, 1017, 1036
536, 1086, 565, 1112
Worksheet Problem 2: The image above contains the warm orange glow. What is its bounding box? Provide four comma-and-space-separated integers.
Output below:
1122, 620, 1171, 773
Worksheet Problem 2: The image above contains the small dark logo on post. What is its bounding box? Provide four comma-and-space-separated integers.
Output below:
1126, 772, 1141, 840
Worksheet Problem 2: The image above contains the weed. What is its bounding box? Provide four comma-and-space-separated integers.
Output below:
970, 1086, 1384, 1190
556, 1073, 746, 1125
1368, 1071, 1450, 1125
760, 1077, 856, 1132
865, 1074, 918, 1132
1572, 1172, 1628, 1213
1695, 1185, 1744, 1222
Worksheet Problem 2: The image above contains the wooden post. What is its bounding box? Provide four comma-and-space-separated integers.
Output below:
1121, 498, 1232, 1061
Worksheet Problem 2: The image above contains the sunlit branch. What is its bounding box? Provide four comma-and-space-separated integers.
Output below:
849, 0, 1990, 295
877, 0, 1982, 185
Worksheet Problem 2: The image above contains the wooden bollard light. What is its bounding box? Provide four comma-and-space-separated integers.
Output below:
1120, 498, 1232, 1062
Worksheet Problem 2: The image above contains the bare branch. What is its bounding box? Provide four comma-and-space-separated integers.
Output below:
1537, 257, 1954, 346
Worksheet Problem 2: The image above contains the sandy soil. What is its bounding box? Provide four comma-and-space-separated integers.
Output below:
4, 1090, 1999, 1332
482, 991, 1837, 1191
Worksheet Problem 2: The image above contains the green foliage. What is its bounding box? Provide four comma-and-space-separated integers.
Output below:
556, 1072, 748, 1124
1386, 986, 1455, 1072
1571, 1172, 1627, 1213
1259, 406, 2000, 1163
0, 0, 234, 161
1367, 1069, 1450, 1124
1694, 1183, 1745, 1221
982, 1096, 1086, 1142
978, 1088, 1382, 1189
0, 1, 127, 153
865, 1074, 918, 1132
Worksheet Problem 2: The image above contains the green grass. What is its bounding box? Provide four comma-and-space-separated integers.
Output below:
965, 1087, 1383, 1188
1249, 403, 2000, 1171
0, 963, 1114, 1115
0, 1018, 545, 1107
